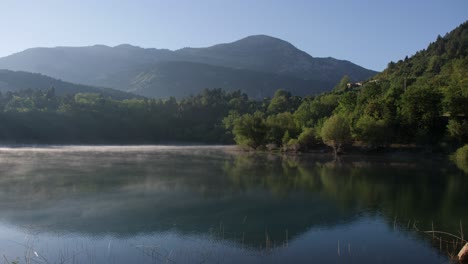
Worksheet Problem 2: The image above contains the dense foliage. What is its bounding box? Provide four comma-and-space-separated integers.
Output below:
1, 22, 467, 153
224, 21, 468, 153
0, 88, 260, 144
453, 145, 468, 173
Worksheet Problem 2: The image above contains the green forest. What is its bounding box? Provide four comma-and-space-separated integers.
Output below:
224, 21, 468, 154
0, 88, 259, 144
0, 22, 467, 157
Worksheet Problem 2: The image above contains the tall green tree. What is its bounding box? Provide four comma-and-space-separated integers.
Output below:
267, 89, 301, 115
332, 75, 351, 92
227, 111, 268, 149
266, 112, 299, 146
399, 83, 443, 143
354, 115, 390, 148
320, 115, 352, 156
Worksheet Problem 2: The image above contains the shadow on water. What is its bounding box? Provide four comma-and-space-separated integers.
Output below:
0, 146, 466, 263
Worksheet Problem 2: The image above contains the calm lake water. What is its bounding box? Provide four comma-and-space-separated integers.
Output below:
0, 146, 466, 264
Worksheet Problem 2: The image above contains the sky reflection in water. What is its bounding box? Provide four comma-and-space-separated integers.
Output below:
0, 146, 465, 263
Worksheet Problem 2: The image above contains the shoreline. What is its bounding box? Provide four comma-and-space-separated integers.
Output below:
0, 143, 450, 152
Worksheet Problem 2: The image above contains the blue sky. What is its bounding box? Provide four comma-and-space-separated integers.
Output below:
0, 0, 466, 71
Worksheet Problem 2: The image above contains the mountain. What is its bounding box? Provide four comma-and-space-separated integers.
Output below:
0, 70, 141, 99
0, 45, 172, 88
0, 35, 378, 98
175, 35, 376, 81
105, 61, 331, 98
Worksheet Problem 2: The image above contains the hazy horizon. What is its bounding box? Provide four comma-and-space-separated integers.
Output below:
0, 0, 467, 71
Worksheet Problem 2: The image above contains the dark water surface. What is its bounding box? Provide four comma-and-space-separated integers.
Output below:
0, 146, 466, 263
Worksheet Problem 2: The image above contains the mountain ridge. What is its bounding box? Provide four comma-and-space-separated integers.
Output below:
0, 35, 378, 98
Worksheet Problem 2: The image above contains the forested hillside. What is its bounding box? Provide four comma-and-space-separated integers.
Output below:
224, 21, 468, 153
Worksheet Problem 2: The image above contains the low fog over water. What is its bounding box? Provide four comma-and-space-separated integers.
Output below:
0, 146, 465, 263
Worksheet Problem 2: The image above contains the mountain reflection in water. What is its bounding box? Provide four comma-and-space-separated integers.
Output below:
0, 146, 465, 263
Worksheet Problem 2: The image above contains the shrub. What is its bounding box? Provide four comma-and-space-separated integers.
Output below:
297, 127, 319, 150
283, 139, 300, 152
354, 115, 390, 148
320, 115, 352, 156
447, 119, 468, 143
453, 145, 468, 173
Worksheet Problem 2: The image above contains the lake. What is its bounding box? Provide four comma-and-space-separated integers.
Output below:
0, 146, 466, 263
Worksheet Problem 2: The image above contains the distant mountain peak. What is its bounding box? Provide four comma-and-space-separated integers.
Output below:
237, 34, 287, 42
218, 34, 297, 49
114, 44, 141, 49
176, 35, 297, 53
90, 44, 111, 49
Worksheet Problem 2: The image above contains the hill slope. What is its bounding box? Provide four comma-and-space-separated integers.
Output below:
0, 70, 140, 99
378, 21, 467, 78
338, 21, 468, 144
106, 61, 330, 99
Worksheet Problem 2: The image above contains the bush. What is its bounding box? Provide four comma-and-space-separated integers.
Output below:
453, 145, 468, 173
283, 139, 300, 152
354, 115, 390, 148
297, 127, 319, 150
320, 115, 352, 156
230, 111, 268, 149
447, 119, 468, 143
266, 112, 299, 146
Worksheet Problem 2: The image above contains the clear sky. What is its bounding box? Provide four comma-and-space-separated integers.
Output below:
0, 0, 466, 71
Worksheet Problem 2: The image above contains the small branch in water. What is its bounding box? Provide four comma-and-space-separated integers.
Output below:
423, 231, 468, 243
3, 255, 11, 264
265, 230, 269, 251
432, 221, 435, 240
337, 240, 340, 257
461, 220, 464, 243
242, 232, 245, 249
